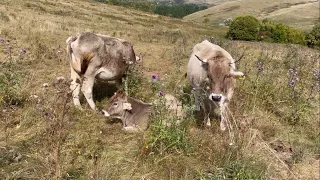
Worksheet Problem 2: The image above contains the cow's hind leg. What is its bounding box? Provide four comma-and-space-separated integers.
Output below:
70, 67, 82, 108
81, 66, 98, 110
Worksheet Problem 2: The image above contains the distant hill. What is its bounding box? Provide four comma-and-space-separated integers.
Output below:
184, 0, 319, 31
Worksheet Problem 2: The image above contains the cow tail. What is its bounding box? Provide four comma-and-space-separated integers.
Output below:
66, 36, 77, 62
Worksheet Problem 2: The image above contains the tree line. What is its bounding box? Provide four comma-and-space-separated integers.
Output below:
95, 0, 208, 18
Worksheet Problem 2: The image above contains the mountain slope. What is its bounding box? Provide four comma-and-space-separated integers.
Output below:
184, 0, 319, 31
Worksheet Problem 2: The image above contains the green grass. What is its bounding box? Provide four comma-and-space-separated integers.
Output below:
0, 0, 319, 179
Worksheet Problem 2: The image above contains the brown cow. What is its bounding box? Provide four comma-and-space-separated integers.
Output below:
102, 90, 184, 132
187, 40, 244, 131
66, 32, 136, 110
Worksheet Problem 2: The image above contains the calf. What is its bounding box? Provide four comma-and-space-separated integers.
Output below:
187, 40, 244, 131
102, 91, 184, 132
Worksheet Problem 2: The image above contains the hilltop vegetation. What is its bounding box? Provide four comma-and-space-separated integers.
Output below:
96, 0, 208, 18
184, 0, 319, 31
0, 0, 319, 179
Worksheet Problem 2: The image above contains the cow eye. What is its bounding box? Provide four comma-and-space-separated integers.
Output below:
113, 102, 118, 106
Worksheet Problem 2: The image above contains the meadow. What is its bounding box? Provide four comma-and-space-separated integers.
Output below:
0, 0, 319, 179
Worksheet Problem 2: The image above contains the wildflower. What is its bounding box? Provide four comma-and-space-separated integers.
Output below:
159, 91, 164, 96
257, 61, 264, 72
289, 80, 296, 87
137, 57, 142, 62
0, 37, 4, 43
152, 74, 157, 80
21, 49, 27, 54
258, 66, 264, 72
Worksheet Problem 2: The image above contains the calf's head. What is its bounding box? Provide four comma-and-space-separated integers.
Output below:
195, 51, 244, 103
102, 90, 132, 118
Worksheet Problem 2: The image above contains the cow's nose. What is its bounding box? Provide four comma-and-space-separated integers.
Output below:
211, 95, 222, 102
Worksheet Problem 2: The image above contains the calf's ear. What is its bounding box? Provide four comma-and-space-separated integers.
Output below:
123, 103, 132, 110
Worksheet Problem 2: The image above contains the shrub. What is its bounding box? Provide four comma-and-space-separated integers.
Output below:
227, 15, 260, 41
229, 16, 307, 45
260, 21, 306, 45
203, 18, 210, 23
306, 23, 320, 48
224, 18, 233, 26
0, 63, 28, 107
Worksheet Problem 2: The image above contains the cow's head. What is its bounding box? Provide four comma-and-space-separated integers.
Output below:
195, 52, 244, 103
101, 90, 132, 118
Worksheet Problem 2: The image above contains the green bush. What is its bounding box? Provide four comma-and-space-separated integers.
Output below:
227, 15, 260, 41
259, 21, 306, 45
306, 23, 320, 48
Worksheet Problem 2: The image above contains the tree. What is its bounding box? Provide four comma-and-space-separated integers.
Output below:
227, 15, 260, 41
306, 23, 320, 48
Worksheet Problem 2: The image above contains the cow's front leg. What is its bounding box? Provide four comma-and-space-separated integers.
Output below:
202, 101, 211, 127
81, 75, 96, 110
115, 78, 123, 89
70, 67, 82, 108
194, 89, 201, 111
220, 103, 227, 131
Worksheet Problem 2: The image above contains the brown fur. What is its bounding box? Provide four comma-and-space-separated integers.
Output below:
80, 52, 95, 74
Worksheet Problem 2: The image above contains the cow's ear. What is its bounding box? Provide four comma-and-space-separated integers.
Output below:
123, 103, 132, 111
231, 71, 245, 79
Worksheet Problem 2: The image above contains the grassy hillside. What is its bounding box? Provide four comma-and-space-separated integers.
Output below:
184, 0, 319, 31
0, 0, 319, 179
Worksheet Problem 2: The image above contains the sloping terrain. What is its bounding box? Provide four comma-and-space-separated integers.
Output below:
184, 0, 319, 31
0, 0, 319, 179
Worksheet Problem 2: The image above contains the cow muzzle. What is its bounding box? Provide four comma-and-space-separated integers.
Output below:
209, 94, 222, 102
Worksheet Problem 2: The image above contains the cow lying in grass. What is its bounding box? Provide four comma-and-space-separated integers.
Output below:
101, 90, 184, 132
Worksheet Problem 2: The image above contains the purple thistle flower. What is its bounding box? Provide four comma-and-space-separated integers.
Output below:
289, 80, 295, 87
152, 74, 157, 80
258, 66, 264, 72
159, 91, 164, 96
20, 49, 27, 53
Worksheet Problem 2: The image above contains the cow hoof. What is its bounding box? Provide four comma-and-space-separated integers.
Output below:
220, 125, 226, 131
74, 105, 83, 111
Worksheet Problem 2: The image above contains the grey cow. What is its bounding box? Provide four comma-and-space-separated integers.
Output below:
187, 40, 244, 131
66, 32, 136, 110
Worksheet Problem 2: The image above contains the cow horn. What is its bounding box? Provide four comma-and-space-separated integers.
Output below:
230, 52, 245, 66
195, 54, 208, 63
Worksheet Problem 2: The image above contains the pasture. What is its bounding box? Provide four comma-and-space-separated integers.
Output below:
0, 0, 319, 179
